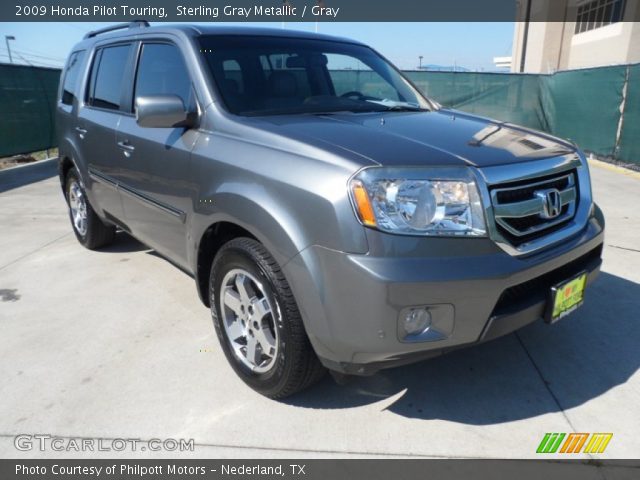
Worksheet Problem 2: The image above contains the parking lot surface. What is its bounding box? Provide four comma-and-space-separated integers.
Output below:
1, 159, 639, 458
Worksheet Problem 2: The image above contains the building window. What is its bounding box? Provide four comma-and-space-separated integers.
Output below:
575, 0, 626, 34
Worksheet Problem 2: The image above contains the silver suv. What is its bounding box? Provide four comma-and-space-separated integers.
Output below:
57, 22, 605, 398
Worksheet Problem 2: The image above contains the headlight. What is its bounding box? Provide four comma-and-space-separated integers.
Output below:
349, 167, 486, 236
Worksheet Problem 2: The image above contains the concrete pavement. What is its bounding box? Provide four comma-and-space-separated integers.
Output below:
0, 160, 639, 459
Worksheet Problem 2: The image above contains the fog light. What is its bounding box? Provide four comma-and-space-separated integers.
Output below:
403, 308, 432, 335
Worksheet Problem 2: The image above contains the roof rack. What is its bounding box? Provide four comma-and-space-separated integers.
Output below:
83, 20, 150, 39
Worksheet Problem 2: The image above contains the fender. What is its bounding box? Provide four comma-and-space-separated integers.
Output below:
190, 192, 339, 360
57, 136, 85, 189
191, 188, 309, 272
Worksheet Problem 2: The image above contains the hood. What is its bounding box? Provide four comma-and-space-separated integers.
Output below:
250, 109, 575, 168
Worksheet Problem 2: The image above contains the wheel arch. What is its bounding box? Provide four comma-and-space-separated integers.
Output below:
192, 188, 311, 307
194, 221, 262, 307
57, 135, 86, 195
59, 156, 75, 192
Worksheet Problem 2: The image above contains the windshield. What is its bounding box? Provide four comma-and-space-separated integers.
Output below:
198, 35, 432, 116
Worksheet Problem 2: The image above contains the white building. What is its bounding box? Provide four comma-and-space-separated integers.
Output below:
512, 0, 640, 73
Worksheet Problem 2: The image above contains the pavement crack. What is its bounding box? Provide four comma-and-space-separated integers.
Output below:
0, 433, 460, 458
0, 232, 71, 272
514, 332, 581, 435
608, 244, 640, 253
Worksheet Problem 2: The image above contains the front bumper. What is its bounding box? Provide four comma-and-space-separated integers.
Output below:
284, 205, 605, 375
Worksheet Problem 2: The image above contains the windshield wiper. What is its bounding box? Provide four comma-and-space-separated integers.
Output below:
382, 105, 427, 112
308, 107, 385, 115
365, 100, 428, 112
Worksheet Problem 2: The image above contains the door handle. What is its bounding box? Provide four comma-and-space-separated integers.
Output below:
117, 141, 135, 157
75, 127, 87, 139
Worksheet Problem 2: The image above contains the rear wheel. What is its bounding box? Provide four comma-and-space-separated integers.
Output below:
210, 237, 325, 399
65, 168, 115, 249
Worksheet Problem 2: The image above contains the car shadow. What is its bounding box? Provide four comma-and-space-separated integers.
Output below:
99, 231, 150, 253
97, 232, 195, 278
286, 272, 640, 424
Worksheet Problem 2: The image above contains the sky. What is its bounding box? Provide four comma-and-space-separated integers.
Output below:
0, 22, 514, 71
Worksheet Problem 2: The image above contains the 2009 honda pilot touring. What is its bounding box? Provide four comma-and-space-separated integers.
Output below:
57, 22, 604, 398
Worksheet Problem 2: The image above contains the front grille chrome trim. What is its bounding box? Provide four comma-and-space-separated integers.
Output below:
491, 173, 577, 237
472, 153, 593, 257
492, 184, 575, 218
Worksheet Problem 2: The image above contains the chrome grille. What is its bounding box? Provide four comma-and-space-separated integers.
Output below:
490, 171, 578, 244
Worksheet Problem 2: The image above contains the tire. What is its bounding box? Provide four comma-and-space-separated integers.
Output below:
210, 237, 325, 399
65, 168, 115, 250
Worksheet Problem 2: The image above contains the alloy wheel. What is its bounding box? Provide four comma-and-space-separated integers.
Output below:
219, 268, 279, 373
68, 180, 88, 236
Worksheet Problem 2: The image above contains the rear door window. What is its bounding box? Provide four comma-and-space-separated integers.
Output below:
87, 44, 133, 111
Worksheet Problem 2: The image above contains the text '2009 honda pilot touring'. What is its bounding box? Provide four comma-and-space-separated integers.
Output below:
57, 22, 605, 398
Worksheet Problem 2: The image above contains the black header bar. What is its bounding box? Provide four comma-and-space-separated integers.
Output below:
5, 0, 639, 22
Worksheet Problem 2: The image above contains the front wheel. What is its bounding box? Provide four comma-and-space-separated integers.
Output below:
210, 238, 325, 399
65, 168, 115, 249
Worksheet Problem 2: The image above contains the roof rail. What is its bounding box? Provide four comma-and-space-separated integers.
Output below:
83, 20, 150, 39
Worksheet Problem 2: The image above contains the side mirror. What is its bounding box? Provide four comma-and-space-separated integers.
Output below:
135, 95, 196, 128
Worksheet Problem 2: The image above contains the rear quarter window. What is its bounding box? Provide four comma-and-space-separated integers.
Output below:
61, 50, 85, 106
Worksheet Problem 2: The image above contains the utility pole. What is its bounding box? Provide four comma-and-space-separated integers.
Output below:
520, 0, 532, 73
5, 35, 15, 63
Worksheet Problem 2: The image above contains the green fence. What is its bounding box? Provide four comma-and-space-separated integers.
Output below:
406, 71, 547, 132
349, 66, 639, 164
408, 66, 638, 163
1, 62, 639, 163
618, 64, 640, 162
539, 66, 627, 157
0, 64, 59, 158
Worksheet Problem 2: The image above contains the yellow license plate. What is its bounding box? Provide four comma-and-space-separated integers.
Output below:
547, 272, 587, 323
